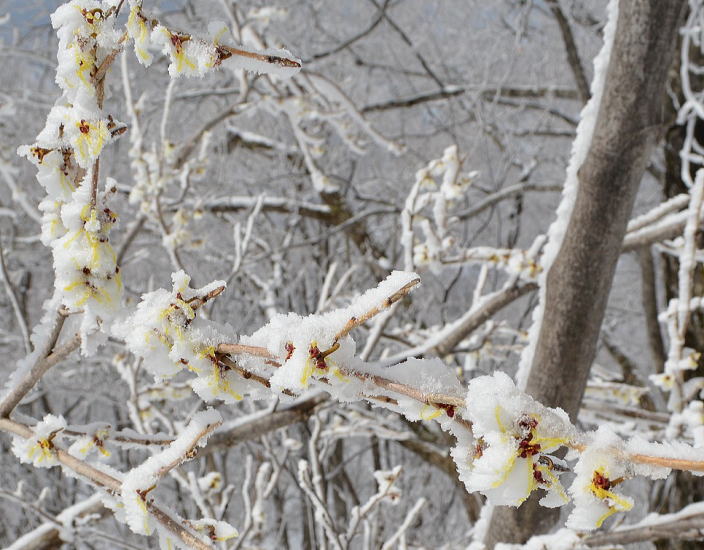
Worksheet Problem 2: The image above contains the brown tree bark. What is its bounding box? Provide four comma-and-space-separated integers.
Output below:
483, 0, 686, 546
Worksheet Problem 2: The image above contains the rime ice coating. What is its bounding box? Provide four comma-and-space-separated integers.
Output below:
18, 1, 126, 354
241, 270, 420, 392
120, 409, 222, 535
126, 0, 300, 79
112, 271, 260, 403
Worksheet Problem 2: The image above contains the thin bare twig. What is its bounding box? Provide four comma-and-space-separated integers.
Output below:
219, 44, 301, 69
304, 0, 389, 62
0, 245, 31, 353
545, 0, 590, 103
455, 183, 562, 221
186, 286, 225, 310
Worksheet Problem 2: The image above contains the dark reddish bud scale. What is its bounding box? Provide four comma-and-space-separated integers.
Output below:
474, 443, 484, 459
437, 403, 455, 417
31, 147, 52, 163
518, 414, 538, 431
533, 468, 545, 484
170, 33, 190, 52
592, 471, 611, 490
309, 345, 328, 370
285, 342, 295, 361
518, 439, 541, 458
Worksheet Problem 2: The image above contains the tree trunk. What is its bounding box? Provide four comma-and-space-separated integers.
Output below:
484, 0, 686, 545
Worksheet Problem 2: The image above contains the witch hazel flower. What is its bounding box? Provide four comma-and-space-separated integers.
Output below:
17, 143, 80, 201
68, 115, 112, 168
68, 425, 112, 459
461, 371, 575, 507
51, 1, 122, 106
187, 519, 239, 544
53, 180, 122, 318
566, 426, 634, 530
150, 25, 219, 78
114, 271, 253, 403
11, 414, 67, 468
189, 348, 248, 404
127, 0, 214, 77
38, 198, 68, 245
126, 1, 153, 66
114, 271, 217, 377
242, 271, 419, 393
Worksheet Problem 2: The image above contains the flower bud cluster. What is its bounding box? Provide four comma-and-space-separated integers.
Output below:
17, 1, 125, 346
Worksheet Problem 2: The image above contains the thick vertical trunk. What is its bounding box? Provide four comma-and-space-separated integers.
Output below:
484, 0, 686, 545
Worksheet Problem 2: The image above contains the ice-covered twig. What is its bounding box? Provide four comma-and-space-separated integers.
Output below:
199, 195, 333, 219
231, 455, 254, 550
344, 466, 403, 545
629, 453, 704, 472
0, 417, 213, 550
675, 172, 704, 342
455, 182, 563, 221
62, 425, 174, 447
219, 44, 301, 71
306, 417, 332, 548
126, 2, 300, 78
333, 277, 419, 342
0, 161, 41, 223
5, 493, 104, 550
203, 393, 328, 455
0, 332, 80, 418
380, 497, 426, 550
154, 420, 220, 479
583, 501, 704, 546
626, 193, 691, 233
298, 459, 344, 550
217, 342, 467, 416
0, 487, 65, 527
622, 206, 704, 251
186, 285, 226, 310
217, 343, 278, 360
382, 281, 537, 362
